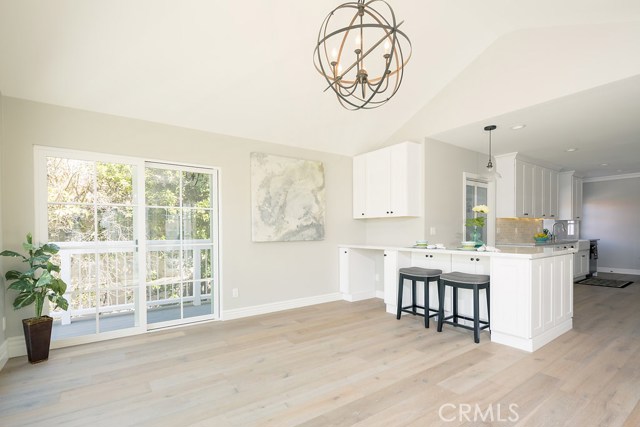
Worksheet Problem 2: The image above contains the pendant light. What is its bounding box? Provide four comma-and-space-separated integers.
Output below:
484, 125, 496, 171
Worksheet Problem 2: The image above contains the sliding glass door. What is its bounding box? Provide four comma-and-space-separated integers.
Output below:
145, 164, 218, 328
36, 148, 219, 343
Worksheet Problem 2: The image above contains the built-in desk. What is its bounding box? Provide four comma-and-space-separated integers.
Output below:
338, 245, 576, 352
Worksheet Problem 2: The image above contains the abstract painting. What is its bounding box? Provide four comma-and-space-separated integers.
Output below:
251, 153, 326, 242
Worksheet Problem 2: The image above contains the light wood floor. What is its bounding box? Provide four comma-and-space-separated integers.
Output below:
1, 274, 639, 427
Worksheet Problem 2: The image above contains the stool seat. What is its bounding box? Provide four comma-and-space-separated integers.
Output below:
399, 267, 442, 278
440, 272, 489, 285
437, 271, 490, 343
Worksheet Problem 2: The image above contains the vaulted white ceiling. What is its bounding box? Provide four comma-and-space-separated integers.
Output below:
1, 0, 639, 177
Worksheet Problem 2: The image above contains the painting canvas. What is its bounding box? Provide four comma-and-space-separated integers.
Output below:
251, 153, 326, 242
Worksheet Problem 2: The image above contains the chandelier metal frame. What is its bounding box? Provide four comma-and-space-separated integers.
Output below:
313, 0, 412, 110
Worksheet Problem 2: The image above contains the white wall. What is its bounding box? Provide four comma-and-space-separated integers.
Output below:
0, 92, 7, 367
582, 175, 640, 274
1, 97, 366, 341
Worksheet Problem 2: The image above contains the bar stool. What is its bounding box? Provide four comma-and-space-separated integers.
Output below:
437, 272, 490, 343
396, 267, 442, 328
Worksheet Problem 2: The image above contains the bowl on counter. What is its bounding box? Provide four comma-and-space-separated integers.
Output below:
461, 241, 476, 249
533, 237, 550, 243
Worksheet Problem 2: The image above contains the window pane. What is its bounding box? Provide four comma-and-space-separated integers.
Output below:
96, 162, 134, 205
183, 209, 211, 240
146, 208, 180, 240
98, 252, 136, 289
47, 157, 95, 203
146, 250, 181, 283
145, 168, 180, 207
48, 205, 95, 242
98, 207, 134, 241
182, 172, 211, 208
69, 254, 97, 310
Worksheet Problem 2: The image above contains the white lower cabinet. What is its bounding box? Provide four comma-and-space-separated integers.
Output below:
573, 250, 589, 278
491, 254, 573, 351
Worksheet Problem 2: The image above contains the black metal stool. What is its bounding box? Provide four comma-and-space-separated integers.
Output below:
396, 267, 442, 328
437, 272, 490, 343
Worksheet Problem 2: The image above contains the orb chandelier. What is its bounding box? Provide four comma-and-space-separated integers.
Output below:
313, 0, 412, 110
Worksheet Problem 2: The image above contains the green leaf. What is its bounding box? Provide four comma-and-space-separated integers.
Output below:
22, 242, 34, 252
35, 271, 53, 288
56, 296, 69, 311
49, 278, 68, 295
32, 255, 51, 264
5, 270, 23, 280
8, 279, 35, 292
26, 232, 33, 244
47, 262, 61, 273
0, 250, 26, 260
13, 292, 36, 310
42, 243, 60, 254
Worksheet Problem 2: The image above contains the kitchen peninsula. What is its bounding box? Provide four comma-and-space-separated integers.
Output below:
339, 245, 575, 352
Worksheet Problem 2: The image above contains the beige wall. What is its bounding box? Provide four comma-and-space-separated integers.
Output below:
424, 138, 483, 248
0, 92, 6, 350
1, 97, 366, 340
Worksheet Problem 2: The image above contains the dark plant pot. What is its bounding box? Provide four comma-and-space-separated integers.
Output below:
22, 316, 53, 364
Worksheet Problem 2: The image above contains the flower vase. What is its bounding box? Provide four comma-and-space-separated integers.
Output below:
472, 226, 483, 247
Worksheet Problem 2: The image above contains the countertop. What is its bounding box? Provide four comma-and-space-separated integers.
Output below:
339, 244, 577, 259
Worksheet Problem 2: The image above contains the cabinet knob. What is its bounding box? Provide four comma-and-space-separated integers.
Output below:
476, 258, 480, 261
344, 251, 347, 254
383, 253, 387, 257
386, 211, 390, 214
430, 255, 434, 258
390, 211, 394, 214
524, 213, 529, 216
361, 213, 365, 216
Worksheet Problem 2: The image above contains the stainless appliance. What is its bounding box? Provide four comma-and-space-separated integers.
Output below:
588, 239, 599, 278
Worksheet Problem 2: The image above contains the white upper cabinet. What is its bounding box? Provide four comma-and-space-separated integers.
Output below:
496, 153, 560, 219
352, 142, 422, 219
558, 171, 583, 220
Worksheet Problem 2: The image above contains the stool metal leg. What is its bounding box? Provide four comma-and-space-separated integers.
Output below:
411, 280, 417, 314
486, 285, 491, 330
396, 275, 403, 320
473, 287, 480, 343
424, 280, 429, 328
453, 287, 459, 325
437, 279, 445, 332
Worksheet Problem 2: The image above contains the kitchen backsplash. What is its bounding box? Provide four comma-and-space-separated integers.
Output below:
496, 218, 544, 244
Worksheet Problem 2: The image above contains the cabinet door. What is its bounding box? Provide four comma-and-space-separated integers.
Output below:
533, 165, 544, 218
389, 143, 420, 217
574, 177, 583, 220
548, 170, 559, 219
515, 160, 534, 217
555, 254, 573, 324
365, 148, 391, 217
352, 155, 367, 218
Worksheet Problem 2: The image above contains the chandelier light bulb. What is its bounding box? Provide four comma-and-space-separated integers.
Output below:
331, 47, 338, 60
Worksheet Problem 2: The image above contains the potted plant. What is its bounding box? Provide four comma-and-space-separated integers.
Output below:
1, 233, 69, 363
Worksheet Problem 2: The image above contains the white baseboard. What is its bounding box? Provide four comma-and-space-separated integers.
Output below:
598, 267, 640, 275
8, 336, 25, 358
0, 340, 8, 371
341, 290, 376, 302
375, 290, 384, 299
221, 292, 342, 321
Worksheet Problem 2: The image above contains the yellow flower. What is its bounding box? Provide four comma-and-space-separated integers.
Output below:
472, 205, 489, 214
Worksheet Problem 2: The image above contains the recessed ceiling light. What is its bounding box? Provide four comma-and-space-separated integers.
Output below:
511, 124, 526, 130
566, 148, 578, 152
600, 163, 608, 166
